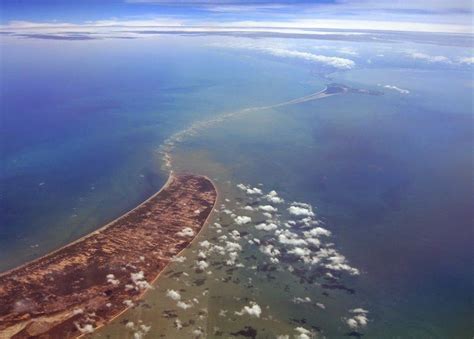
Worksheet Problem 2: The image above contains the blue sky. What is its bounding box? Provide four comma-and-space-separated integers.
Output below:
1, 0, 473, 33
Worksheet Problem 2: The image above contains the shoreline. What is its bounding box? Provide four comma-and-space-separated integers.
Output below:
0, 173, 218, 338
89, 172, 220, 338
0, 172, 176, 278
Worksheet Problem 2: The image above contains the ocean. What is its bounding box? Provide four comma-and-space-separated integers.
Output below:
1, 34, 472, 338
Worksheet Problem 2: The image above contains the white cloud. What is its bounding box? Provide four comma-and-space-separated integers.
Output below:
176, 227, 194, 237
303, 227, 331, 237
75, 323, 95, 334
263, 47, 355, 69
260, 244, 281, 257
255, 222, 278, 231
409, 52, 451, 63
226, 251, 239, 265
259, 205, 278, 213
195, 260, 209, 271
383, 85, 410, 94
235, 302, 262, 318
225, 241, 242, 252
170, 255, 186, 262
230, 229, 241, 240
237, 183, 263, 195
292, 296, 311, 304
264, 190, 284, 204
305, 238, 321, 247
199, 240, 211, 248
459, 56, 474, 64
131, 271, 152, 290
123, 299, 134, 307
345, 308, 369, 330
106, 273, 120, 286
294, 327, 312, 339
166, 289, 181, 301
177, 301, 193, 309
346, 318, 359, 330
234, 215, 252, 225
288, 246, 311, 257
278, 230, 308, 246
288, 204, 315, 217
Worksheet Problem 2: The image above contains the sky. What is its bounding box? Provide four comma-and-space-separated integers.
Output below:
0, 0, 473, 34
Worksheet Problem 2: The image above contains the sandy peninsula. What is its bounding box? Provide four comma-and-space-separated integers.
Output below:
0, 174, 217, 338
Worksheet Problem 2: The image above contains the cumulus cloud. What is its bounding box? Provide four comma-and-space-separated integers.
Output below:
294, 327, 312, 339
255, 222, 278, 231
123, 299, 134, 307
259, 205, 278, 213
264, 190, 285, 204
106, 273, 120, 286
383, 85, 410, 94
459, 56, 474, 64
288, 246, 311, 257
303, 227, 331, 237
288, 202, 315, 217
260, 244, 281, 257
225, 241, 242, 252
166, 289, 181, 301
292, 296, 311, 304
230, 229, 241, 240
170, 255, 186, 262
177, 301, 193, 309
237, 183, 263, 195
176, 227, 194, 237
226, 251, 239, 265
235, 302, 262, 318
234, 215, 252, 225
345, 308, 369, 330
130, 271, 152, 290
264, 47, 355, 69
75, 323, 95, 334
199, 240, 211, 248
196, 260, 209, 271
409, 52, 451, 63
277, 230, 308, 246
324, 252, 360, 275
214, 40, 355, 69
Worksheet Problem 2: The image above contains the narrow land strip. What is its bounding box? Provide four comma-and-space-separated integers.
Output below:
0, 174, 217, 338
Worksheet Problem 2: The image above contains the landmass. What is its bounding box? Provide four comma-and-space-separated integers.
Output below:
0, 174, 217, 338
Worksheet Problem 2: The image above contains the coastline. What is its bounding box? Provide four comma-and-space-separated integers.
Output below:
0, 172, 176, 278
0, 173, 218, 338
89, 172, 220, 338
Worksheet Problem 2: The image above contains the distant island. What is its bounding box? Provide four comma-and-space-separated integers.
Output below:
0, 174, 217, 338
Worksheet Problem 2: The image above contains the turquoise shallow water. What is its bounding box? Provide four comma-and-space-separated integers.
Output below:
1, 34, 473, 337
164, 79, 472, 337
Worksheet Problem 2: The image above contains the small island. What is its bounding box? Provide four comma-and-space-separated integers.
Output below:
0, 174, 217, 338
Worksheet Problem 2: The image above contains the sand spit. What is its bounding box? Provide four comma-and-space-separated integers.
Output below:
159, 83, 381, 170
0, 174, 217, 338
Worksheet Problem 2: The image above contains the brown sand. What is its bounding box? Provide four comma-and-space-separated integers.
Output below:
0, 174, 217, 338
